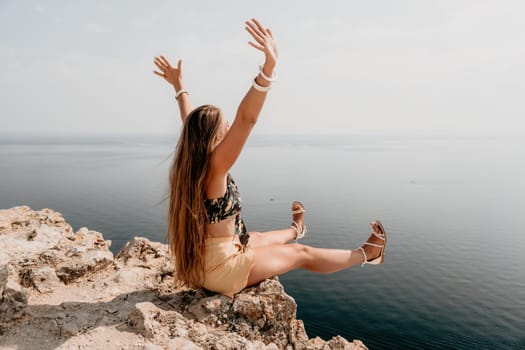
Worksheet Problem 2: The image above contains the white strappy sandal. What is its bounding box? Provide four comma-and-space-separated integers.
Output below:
358, 220, 387, 267
290, 201, 307, 242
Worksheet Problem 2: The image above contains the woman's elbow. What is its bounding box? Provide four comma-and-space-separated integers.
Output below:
238, 112, 258, 126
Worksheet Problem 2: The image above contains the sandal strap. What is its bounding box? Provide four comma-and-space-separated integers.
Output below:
291, 220, 306, 240
363, 242, 384, 248
291, 220, 305, 234
371, 231, 386, 240
290, 221, 300, 234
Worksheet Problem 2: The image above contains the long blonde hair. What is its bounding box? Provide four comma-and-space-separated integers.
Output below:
167, 105, 223, 288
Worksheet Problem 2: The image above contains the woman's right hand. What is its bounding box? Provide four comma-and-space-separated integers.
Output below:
153, 55, 183, 90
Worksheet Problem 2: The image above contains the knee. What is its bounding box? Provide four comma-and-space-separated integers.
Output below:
291, 244, 316, 269
249, 231, 263, 242
248, 231, 264, 247
291, 243, 310, 258
249, 231, 262, 238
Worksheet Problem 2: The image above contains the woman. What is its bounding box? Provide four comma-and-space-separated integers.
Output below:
153, 19, 387, 298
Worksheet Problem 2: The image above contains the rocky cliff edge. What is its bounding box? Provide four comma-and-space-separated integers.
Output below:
0, 206, 367, 350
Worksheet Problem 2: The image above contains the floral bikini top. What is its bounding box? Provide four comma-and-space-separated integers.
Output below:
204, 174, 249, 249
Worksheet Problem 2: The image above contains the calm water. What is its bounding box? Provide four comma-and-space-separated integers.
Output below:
1, 133, 524, 349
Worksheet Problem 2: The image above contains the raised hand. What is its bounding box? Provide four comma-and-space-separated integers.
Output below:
245, 19, 278, 67
153, 55, 183, 89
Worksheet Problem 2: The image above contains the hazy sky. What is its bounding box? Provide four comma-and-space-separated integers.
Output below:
1, 0, 524, 136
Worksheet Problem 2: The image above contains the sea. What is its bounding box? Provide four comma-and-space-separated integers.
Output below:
1, 133, 524, 350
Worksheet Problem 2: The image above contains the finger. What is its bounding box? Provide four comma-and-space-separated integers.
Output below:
154, 56, 166, 65
251, 18, 268, 35
245, 20, 265, 40
248, 41, 264, 52
154, 57, 166, 67
245, 25, 265, 46
158, 55, 169, 67
267, 28, 274, 39
153, 70, 165, 77
153, 59, 166, 71
177, 59, 182, 71
159, 55, 172, 68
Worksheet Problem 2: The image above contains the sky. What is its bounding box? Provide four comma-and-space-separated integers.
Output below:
1, 0, 524, 136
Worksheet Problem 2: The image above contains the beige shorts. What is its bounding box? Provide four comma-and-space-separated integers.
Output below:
202, 235, 255, 298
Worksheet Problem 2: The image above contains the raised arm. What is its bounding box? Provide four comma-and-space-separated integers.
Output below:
153, 56, 193, 123
211, 18, 278, 175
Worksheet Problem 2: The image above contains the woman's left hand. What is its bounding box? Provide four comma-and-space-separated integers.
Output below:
245, 18, 278, 67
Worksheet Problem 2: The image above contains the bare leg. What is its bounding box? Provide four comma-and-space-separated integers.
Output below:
246, 222, 385, 286
248, 228, 296, 247
247, 243, 364, 286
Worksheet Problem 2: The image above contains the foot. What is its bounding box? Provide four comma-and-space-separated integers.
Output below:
291, 201, 307, 240
360, 221, 386, 264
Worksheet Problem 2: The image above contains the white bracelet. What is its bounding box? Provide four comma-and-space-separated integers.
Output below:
175, 89, 189, 99
259, 65, 277, 82
252, 78, 272, 92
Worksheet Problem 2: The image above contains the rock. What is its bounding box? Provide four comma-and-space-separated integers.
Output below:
325, 336, 369, 350
0, 206, 368, 349
144, 343, 164, 350
20, 266, 63, 293
0, 261, 8, 294
289, 320, 309, 349
55, 249, 114, 284
60, 316, 80, 337
114, 237, 174, 288
0, 264, 28, 322
113, 267, 142, 284
116, 237, 170, 267
307, 337, 327, 350
26, 229, 38, 241
166, 337, 203, 350
128, 302, 162, 339
0, 206, 113, 325
230, 279, 299, 348
187, 295, 230, 322
0, 216, 10, 231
